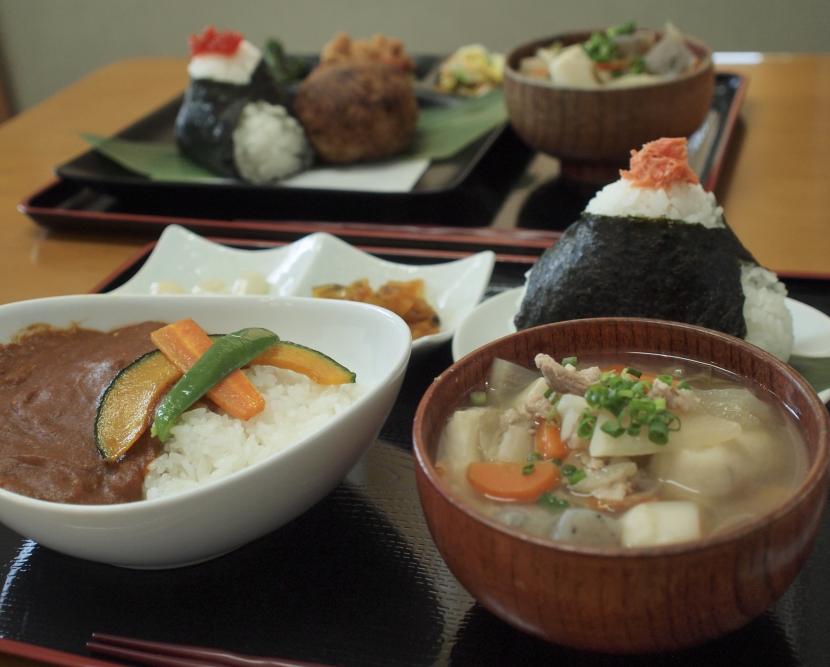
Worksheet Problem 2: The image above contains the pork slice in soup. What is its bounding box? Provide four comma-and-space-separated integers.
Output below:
436, 354, 808, 549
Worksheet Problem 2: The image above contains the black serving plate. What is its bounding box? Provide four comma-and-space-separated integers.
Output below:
1, 247, 829, 667
53, 55, 535, 227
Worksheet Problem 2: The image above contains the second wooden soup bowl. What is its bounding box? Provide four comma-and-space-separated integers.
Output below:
503, 31, 714, 163
413, 318, 829, 653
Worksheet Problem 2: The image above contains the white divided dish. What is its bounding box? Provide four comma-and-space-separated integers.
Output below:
0, 294, 411, 568
112, 225, 495, 354
452, 286, 830, 402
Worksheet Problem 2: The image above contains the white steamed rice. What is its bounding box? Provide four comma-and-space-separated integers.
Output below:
233, 102, 312, 184
143, 366, 361, 500
586, 180, 725, 228
741, 263, 794, 360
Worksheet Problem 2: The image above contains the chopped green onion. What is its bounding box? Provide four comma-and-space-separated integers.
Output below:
576, 412, 597, 439
678, 380, 691, 390
601, 420, 626, 438
527, 451, 543, 461
538, 492, 569, 511
607, 20, 636, 37
561, 464, 586, 485
571, 364, 686, 445
628, 57, 645, 75
632, 381, 649, 396
561, 356, 578, 367
583, 33, 616, 62
522, 463, 535, 475
543, 388, 553, 399
567, 469, 586, 485
648, 420, 669, 445
552, 458, 563, 466
470, 390, 488, 406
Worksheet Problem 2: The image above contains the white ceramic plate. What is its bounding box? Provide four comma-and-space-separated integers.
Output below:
452, 286, 830, 402
112, 225, 495, 354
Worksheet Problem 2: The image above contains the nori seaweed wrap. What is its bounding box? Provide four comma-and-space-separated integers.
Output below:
514, 138, 794, 359
514, 212, 756, 336
175, 60, 282, 178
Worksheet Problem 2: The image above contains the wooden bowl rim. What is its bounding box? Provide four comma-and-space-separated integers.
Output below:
504, 29, 713, 93
413, 317, 829, 559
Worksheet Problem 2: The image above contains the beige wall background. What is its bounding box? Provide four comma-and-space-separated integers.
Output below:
1, 0, 828, 112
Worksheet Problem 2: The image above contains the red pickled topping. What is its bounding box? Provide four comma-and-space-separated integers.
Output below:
620, 137, 699, 188
189, 26, 244, 56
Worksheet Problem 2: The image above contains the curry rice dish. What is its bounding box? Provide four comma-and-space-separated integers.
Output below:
0, 321, 360, 504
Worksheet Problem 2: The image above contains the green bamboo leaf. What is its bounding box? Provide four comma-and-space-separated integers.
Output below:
81, 133, 226, 183
409, 90, 507, 161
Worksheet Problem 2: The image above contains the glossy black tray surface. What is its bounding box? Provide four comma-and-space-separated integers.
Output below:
1, 254, 829, 666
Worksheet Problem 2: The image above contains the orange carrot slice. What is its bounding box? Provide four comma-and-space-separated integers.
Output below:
535, 420, 567, 460
467, 461, 560, 502
151, 319, 264, 420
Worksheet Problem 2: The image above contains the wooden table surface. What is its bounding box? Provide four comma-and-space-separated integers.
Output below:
0, 54, 828, 306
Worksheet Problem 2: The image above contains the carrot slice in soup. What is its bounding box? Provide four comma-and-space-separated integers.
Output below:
467, 461, 560, 502
535, 420, 567, 460
151, 318, 265, 420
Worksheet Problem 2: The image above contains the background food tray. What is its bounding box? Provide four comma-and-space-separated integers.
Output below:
51, 54, 535, 227
0, 244, 828, 667
21, 73, 746, 231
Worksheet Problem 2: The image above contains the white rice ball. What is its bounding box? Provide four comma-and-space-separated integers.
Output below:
233, 102, 312, 184
586, 179, 724, 228
741, 263, 793, 360
584, 177, 793, 359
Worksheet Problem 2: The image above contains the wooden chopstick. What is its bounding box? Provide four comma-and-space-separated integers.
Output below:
87, 634, 331, 667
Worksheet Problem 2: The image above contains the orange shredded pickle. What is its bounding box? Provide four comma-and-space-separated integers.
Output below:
620, 137, 699, 188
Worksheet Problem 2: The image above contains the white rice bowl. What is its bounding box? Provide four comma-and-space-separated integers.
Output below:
144, 365, 362, 500
585, 177, 793, 360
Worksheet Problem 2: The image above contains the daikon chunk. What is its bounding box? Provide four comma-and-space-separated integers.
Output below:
621, 501, 701, 547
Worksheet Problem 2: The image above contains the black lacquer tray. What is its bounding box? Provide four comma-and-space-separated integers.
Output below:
24, 73, 745, 230
52, 54, 534, 227
1, 244, 829, 666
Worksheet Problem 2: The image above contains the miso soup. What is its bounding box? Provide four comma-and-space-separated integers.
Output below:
435, 352, 808, 549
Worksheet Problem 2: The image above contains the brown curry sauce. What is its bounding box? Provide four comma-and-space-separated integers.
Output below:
0, 322, 165, 504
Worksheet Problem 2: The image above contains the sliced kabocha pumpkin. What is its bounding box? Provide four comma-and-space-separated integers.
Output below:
253, 341, 356, 384
94, 350, 180, 462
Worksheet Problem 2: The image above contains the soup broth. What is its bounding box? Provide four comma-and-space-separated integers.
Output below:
436, 352, 808, 549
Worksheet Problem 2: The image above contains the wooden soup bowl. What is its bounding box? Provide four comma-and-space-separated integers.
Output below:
413, 318, 829, 653
503, 31, 714, 163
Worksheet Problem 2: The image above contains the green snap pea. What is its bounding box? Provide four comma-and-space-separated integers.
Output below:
151, 327, 279, 442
